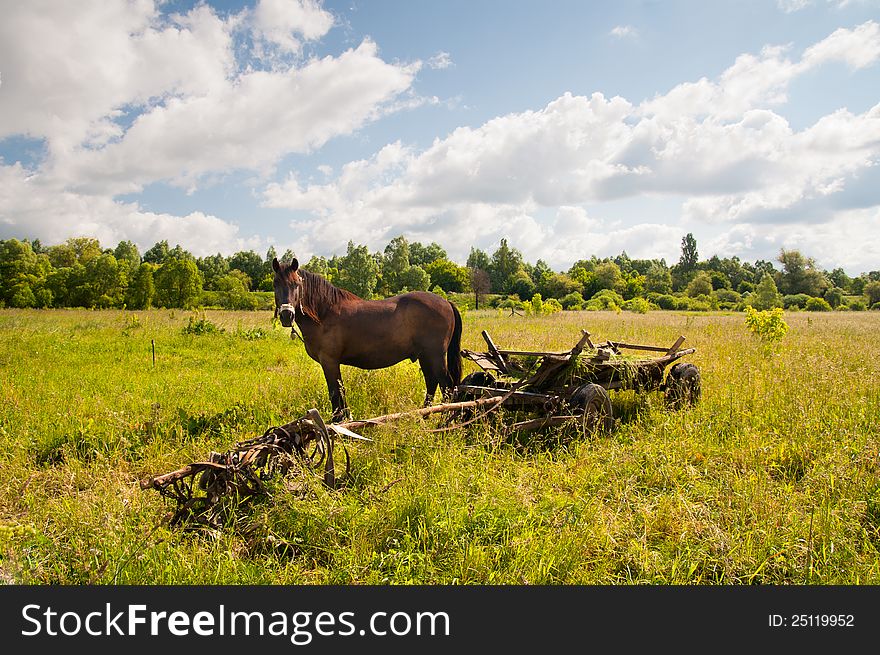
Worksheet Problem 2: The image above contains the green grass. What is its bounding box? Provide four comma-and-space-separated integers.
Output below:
1, 308, 878, 584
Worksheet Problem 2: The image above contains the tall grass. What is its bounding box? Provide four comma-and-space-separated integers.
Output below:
1, 308, 878, 584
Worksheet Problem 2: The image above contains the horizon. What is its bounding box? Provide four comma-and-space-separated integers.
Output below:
1, 1, 879, 276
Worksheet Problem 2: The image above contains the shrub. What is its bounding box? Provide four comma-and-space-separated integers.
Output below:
530, 293, 544, 315
647, 293, 677, 310
182, 314, 224, 335
783, 294, 811, 310
543, 298, 563, 314
560, 292, 584, 310
745, 306, 788, 343
805, 297, 832, 312
589, 289, 624, 310
847, 298, 867, 311
623, 297, 651, 314
872, 302, 880, 311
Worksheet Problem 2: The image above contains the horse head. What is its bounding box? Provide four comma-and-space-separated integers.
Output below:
272, 257, 302, 327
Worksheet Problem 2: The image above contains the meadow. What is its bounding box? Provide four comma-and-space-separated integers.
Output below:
1, 307, 878, 584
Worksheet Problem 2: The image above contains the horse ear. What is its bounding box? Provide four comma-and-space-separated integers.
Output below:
272, 257, 280, 273
291, 258, 299, 272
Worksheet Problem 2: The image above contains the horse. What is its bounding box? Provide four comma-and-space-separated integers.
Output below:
271, 257, 463, 422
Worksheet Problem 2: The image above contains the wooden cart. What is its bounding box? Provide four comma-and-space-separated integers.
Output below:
455, 329, 700, 433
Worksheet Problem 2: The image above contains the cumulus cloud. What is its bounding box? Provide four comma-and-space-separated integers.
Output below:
0, 163, 263, 256
250, 0, 335, 55
0, 1, 419, 251
261, 22, 880, 269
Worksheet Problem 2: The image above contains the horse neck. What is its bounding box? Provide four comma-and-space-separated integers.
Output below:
299, 270, 357, 322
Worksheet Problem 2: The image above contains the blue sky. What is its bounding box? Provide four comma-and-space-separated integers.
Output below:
1, 0, 879, 274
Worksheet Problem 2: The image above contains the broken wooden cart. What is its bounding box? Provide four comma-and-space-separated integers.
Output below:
141, 329, 700, 526
454, 329, 700, 433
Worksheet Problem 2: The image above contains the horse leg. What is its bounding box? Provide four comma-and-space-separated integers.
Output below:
321, 361, 350, 422
418, 355, 446, 406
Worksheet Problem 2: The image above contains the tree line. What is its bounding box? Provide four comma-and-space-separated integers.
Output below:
1, 233, 879, 313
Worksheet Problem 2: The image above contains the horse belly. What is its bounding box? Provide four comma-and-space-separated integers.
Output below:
341, 351, 409, 369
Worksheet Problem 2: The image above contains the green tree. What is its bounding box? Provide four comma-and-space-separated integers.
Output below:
303, 255, 331, 279
409, 241, 447, 267
154, 258, 203, 308
686, 271, 714, 298
864, 281, 880, 306
0, 239, 51, 308
466, 247, 490, 271
775, 249, 829, 297
397, 265, 431, 292
488, 238, 523, 294
143, 240, 171, 265
752, 273, 783, 310
540, 272, 581, 299
383, 236, 411, 292
424, 258, 469, 292
228, 250, 264, 290
592, 261, 623, 294
679, 233, 698, 272
125, 263, 156, 309
823, 287, 845, 309
215, 271, 257, 309
113, 240, 141, 271
828, 267, 852, 293
197, 253, 230, 290
85, 253, 125, 307
645, 262, 672, 294
336, 241, 379, 299
509, 269, 536, 301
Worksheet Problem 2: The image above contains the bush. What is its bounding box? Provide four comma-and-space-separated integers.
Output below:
805, 297, 832, 312
560, 292, 584, 310
783, 294, 811, 310
872, 302, 880, 311
647, 293, 677, 310
846, 298, 866, 311
589, 289, 624, 310
714, 288, 741, 304
672, 296, 692, 311
182, 314, 224, 335
623, 297, 652, 313
543, 298, 563, 314
745, 306, 788, 343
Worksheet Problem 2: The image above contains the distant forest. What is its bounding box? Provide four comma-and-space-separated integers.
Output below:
1, 233, 879, 313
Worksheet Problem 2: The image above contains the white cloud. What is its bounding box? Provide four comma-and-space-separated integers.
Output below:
53, 40, 418, 194
0, 163, 263, 256
261, 22, 880, 269
610, 25, 638, 39
428, 51, 453, 69
251, 0, 335, 55
0, 1, 420, 252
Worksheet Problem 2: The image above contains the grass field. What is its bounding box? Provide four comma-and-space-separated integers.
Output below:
1, 307, 879, 584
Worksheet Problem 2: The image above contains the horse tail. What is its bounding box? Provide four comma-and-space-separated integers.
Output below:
447, 301, 463, 386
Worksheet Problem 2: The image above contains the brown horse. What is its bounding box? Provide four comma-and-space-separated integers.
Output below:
272, 257, 463, 421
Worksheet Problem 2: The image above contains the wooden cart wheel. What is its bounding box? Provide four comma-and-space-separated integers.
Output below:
453, 371, 497, 402
569, 383, 614, 434
665, 363, 701, 408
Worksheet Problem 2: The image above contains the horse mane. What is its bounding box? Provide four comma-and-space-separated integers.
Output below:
298, 269, 359, 322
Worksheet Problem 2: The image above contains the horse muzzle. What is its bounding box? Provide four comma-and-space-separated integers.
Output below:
278, 303, 296, 327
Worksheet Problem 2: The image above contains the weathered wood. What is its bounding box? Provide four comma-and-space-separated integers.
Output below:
337, 396, 504, 431
666, 335, 686, 355
140, 462, 226, 490
606, 342, 677, 353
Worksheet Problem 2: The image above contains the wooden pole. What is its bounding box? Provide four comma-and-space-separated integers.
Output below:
151, 339, 156, 366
